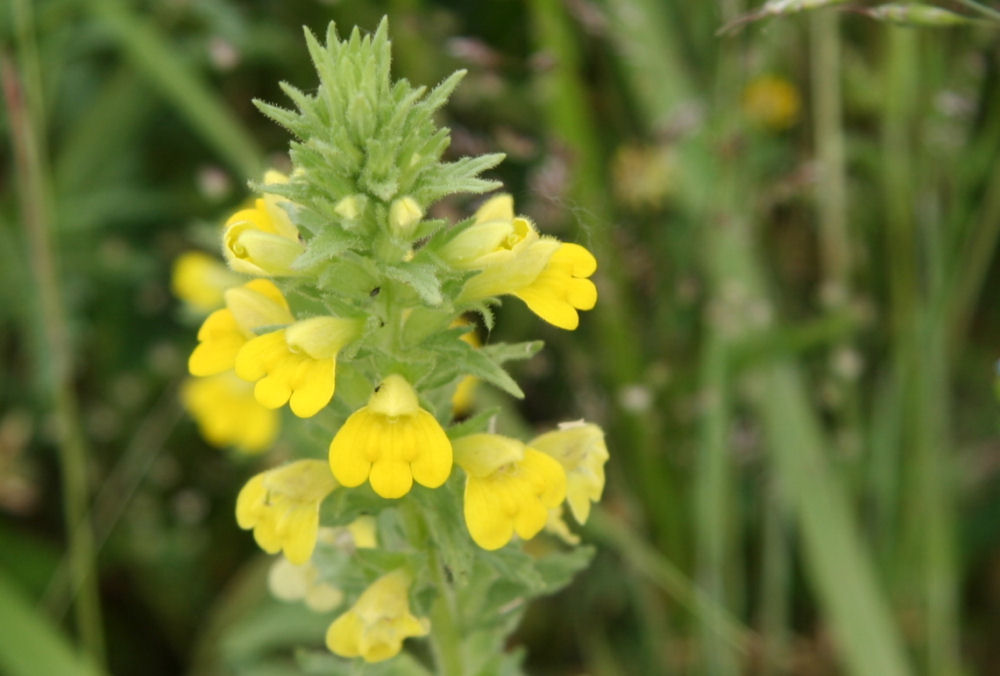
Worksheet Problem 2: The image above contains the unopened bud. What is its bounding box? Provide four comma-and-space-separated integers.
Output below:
334, 195, 363, 221
389, 196, 423, 237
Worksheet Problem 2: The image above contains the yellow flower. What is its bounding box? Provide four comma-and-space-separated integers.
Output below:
180, 373, 278, 453
512, 242, 598, 330
328, 374, 452, 499
170, 251, 241, 313
611, 143, 677, 211
234, 316, 363, 418
235, 459, 337, 564
453, 433, 567, 551
742, 74, 801, 131
455, 197, 598, 330
530, 422, 608, 525
325, 569, 430, 663
187, 279, 293, 376
222, 172, 304, 276
439, 194, 538, 270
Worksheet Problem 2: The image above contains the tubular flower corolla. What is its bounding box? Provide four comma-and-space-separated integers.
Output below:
235, 459, 337, 564
325, 569, 429, 663
328, 374, 452, 499
188, 279, 293, 376
530, 422, 609, 524
454, 196, 598, 330
222, 171, 305, 276
234, 316, 363, 418
454, 433, 567, 550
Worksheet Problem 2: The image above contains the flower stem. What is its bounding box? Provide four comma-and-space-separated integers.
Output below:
427, 541, 464, 676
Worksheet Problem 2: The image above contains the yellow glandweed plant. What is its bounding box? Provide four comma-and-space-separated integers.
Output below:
174, 19, 608, 672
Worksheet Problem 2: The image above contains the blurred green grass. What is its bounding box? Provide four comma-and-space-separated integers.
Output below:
3, 0, 1000, 673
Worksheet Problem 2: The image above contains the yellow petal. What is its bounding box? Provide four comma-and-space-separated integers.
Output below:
326, 611, 364, 658
473, 194, 514, 223
369, 460, 413, 499
453, 433, 524, 479
235, 474, 266, 529
235, 330, 288, 381
409, 411, 453, 488
329, 411, 375, 487
288, 358, 335, 418
464, 478, 515, 551
189, 310, 245, 376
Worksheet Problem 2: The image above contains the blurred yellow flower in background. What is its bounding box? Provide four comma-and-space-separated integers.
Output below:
180, 373, 278, 453
171, 251, 241, 313
742, 74, 801, 130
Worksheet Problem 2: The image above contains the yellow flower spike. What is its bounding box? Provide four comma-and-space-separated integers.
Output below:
388, 196, 423, 237
454, 433, 567, 551
529, 422, 609, 525
235, 316, 363, 418
187, 279, 293, 376
328, 374, 452, 499
180, 373, 279, 453
235, 459, 337, 564
170, 251, 241, 313
325, 569, 430, 663
268, 546, 345, 613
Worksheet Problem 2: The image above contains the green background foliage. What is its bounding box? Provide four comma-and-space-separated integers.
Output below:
2, 0, 1000, 673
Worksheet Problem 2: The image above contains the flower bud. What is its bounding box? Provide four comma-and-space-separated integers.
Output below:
334, 195, 363, 221
388, 196, 423, 237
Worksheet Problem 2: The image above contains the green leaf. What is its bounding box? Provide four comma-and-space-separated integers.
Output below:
0, 570, 107, 676
384, 263, 444, 306
535, 546, 596, 594
445, 407, 502, 439
480, 341, 544, 364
